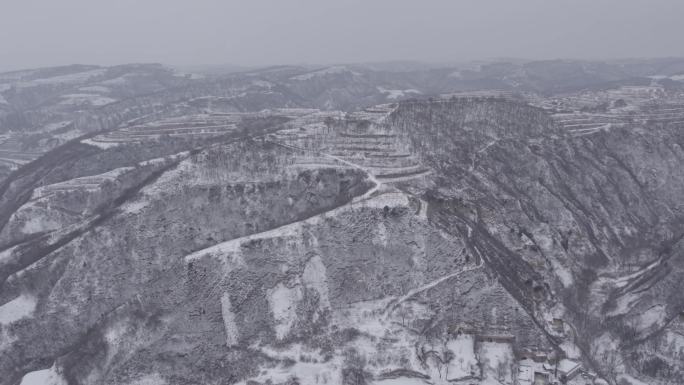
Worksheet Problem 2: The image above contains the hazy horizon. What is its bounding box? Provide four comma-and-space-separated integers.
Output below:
2, 0, 684, 72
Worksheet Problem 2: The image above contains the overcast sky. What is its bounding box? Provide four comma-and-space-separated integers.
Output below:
1, 0, 683, 71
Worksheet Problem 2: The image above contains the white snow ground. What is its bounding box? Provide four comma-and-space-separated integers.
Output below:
0, 294, 37, 325
377, 87, 422, 100
19, 364, 66, 385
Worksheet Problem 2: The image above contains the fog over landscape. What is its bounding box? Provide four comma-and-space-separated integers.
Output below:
2, 0, 684, 70
1, 2, 684, 385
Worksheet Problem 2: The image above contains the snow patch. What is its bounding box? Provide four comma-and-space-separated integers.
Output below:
33, 166, 134, 197
79, 85, 110, 93
53, 129, 85, 142
650, 74, 684, 81
268, 282, 303, 339
553, 264, 574, 288
302, 255, 331, 309
617, 374, 650, 385
376, 222, 389, 247
121, 200, 149, 215
16, 68, 107, 88
357, 192, 410, 209
478, 341, 514, 383
637, 304, 666, 330
560, 341, 582, 360
20, 215, 61, 235
613, 259, 661, 288
105, 321, 127, 346
446, 335, 478, 380
0, 245, 18, 265
0, 294, 37, 325
129, 373, 167, 385
220, 293, 240, 346
377, 87, 422, 100
448, 70, 463, 79
100, 75, 130, 85
417, 199, 428, 220
173, 71, 204, 80
291, 66, 360, 80
81, 138, 121, 149
138, 151, 189, 167
60, 93, 117, 106
43, 121, 71, 133
19, 364, 66, 385
251, 80, 273, 88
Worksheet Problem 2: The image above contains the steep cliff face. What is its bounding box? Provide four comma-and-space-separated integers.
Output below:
0, 96, 682, 385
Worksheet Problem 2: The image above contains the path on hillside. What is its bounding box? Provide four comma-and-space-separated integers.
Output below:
185, 135, 432, 265
270, 140, 384, 199
185, 139, 395, 262
384, 261, 483, 315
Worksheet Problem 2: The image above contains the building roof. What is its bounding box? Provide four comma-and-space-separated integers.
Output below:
558, 359, 581, 374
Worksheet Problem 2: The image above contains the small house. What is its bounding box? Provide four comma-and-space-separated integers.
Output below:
518, 363, 533, 384
552, 318, 564, 333
557, 359, 581, 381
533, 371, 550, 385
519, 347, 551, 363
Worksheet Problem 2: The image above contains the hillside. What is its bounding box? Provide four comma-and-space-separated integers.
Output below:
0, 60, 683, 385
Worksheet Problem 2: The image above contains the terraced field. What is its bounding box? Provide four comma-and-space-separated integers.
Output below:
539, 86, 684, 136
270, 104, 432, 191
0, 137, 40, 169
82, 114, 243, 148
